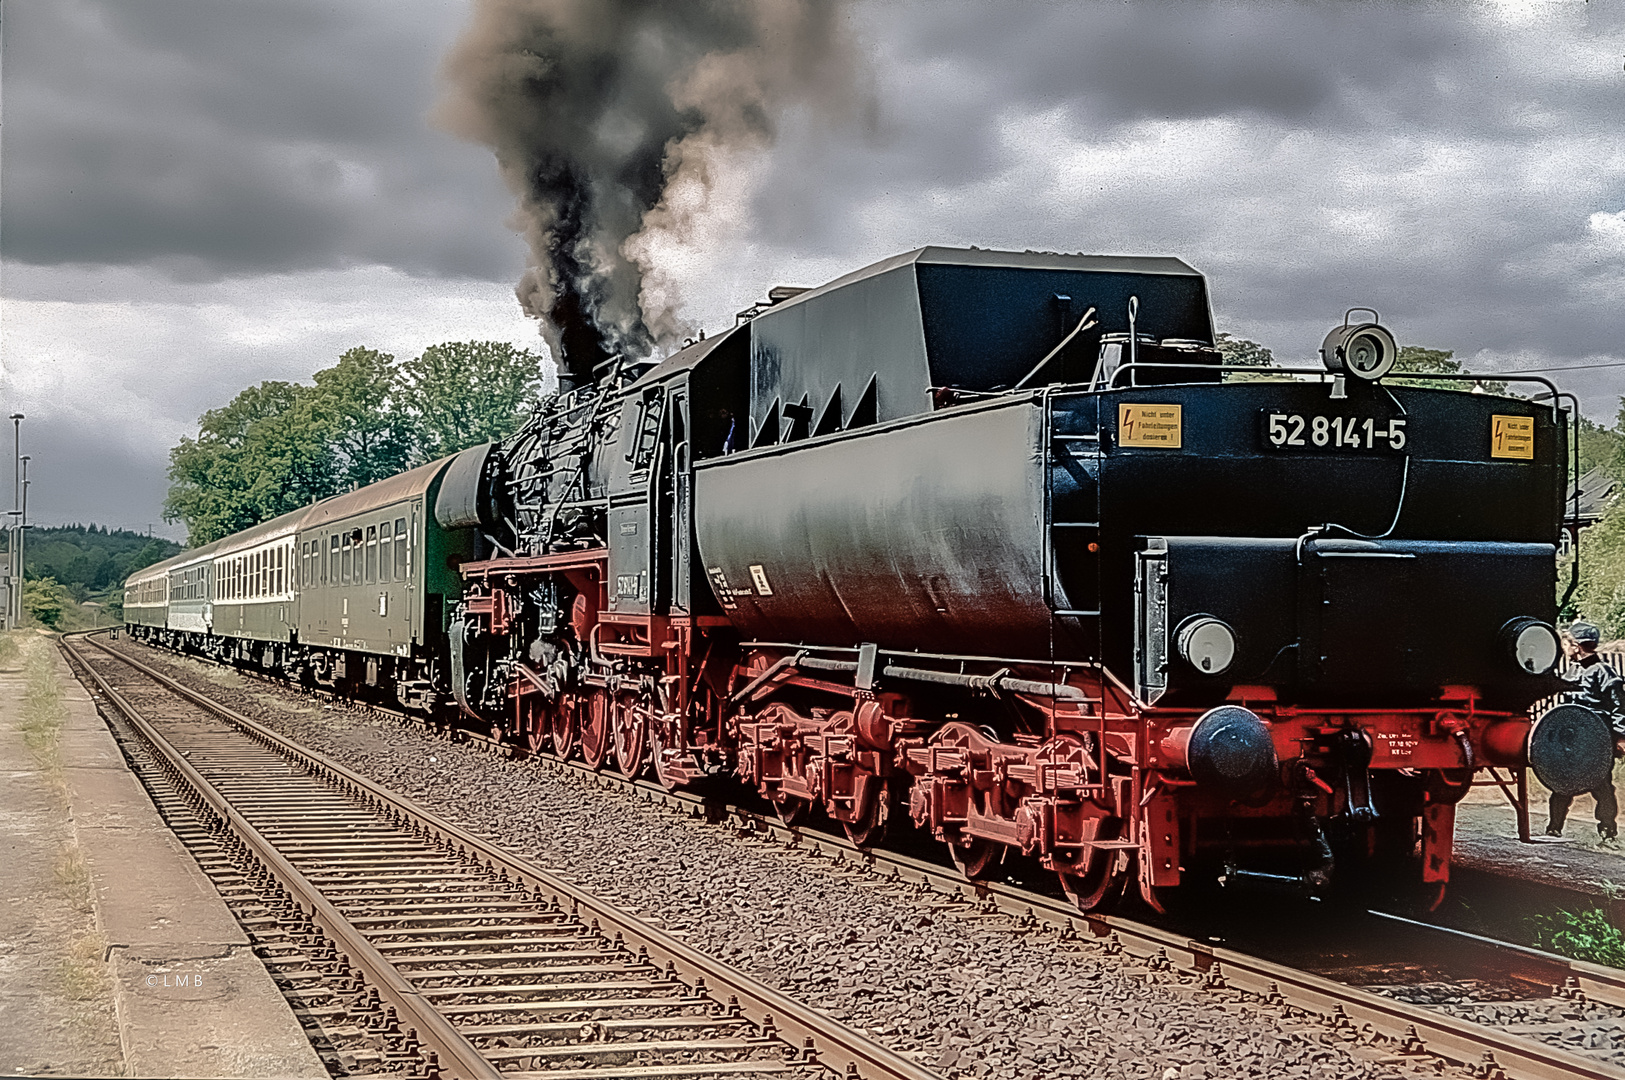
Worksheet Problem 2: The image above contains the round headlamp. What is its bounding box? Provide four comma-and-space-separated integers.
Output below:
1500, 616, 1560, 675
1321, 310, 1398, 381
1177, 615, 1236, 676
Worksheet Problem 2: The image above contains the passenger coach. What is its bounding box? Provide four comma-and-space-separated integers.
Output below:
124, 454, 476, 710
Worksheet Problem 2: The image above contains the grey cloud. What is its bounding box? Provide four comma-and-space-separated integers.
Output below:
723, 1, 1625, 418
10, 417, 181, 540
1, 0, 523, 282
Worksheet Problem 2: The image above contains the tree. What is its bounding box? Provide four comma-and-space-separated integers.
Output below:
164, 380, 335, 545
309, 347, 413, 490
400, 341, 544, 462
23, 577, 67, 630
1389, 346, 1508, 394
164, 340, 546, 544
1216, 332, 1285, 384
1577, 415, 1622, 482
1215, 332, 1276, 368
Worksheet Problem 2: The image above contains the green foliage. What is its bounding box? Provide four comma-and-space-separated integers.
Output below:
1578, 416, 1623, 483
400, 341, 544, 462
312, 347, 414, 490
23, 577, 68, 630
165, 340, 545, 544
1216, 333, 1288, 384
1388, 346, 1509, 394
1528, 906, 1625, 969
1215, 332, 1276, 368
164, 380, 335, 544
1573, 495, 1625, 637
22, 525, 181, 600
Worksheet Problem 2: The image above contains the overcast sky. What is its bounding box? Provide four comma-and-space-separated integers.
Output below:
2, 0, 1623, 538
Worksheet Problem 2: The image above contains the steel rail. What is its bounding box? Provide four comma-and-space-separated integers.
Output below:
100, 630, 1625, 1080
62, 633, 503, 1080
537, 747, 1625, 1080
567, 766, 1625, 1080
73, 632, 942, 1080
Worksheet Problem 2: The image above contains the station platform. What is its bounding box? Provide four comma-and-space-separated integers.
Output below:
0, 633, 325, 1079
1454, 774, 1625, 918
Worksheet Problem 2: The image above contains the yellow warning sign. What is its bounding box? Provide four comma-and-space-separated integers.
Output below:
1119, 404, 1183, 448
1491, 414, 1534, 460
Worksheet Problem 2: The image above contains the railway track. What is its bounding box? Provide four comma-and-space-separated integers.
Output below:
63, 631, 939, 1080
83, 631, 1625, 1080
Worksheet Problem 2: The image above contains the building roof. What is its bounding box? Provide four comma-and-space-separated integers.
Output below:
1571, 465, 1618, 524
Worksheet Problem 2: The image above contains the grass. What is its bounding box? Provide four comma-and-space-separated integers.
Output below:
0, 634, 118, 1061
1528, 906, 1625, 969
18, 634, 68, 773
54, 846, 110, 1002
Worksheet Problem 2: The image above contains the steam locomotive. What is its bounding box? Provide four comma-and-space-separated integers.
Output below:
127, 246, 1608, 912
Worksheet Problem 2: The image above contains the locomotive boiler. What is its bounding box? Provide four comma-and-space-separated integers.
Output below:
129, 246, 1608, 913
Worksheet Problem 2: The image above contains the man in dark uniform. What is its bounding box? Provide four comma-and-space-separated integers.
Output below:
1547, 620, 1625, 840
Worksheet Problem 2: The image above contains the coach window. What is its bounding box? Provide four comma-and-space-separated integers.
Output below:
340, 533, 351, 584
394, 517, 408, 579
329, 535, 340, 585
366, 525, 378, 583
378, 521, 392, 581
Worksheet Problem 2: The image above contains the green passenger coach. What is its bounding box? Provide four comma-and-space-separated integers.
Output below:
211, 507, 303, 650
293, 455, 474, 692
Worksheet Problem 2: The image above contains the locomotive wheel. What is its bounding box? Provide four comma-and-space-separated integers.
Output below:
841, 782, 889, 848
612, 696, 649, 778
649, 725, 691, 791
524, 699, 551, 755
950, 837, 1002, 881
775, 795, 813, 827
579, 690, 612, 770
1137, 875, 1178, 915
1057, 818, 1130, 912
549, 695, 580, 761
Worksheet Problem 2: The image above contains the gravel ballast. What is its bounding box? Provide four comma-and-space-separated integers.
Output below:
114, 643, 1468, 1080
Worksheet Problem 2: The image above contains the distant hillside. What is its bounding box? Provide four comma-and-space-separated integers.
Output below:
22, 525, 183, 600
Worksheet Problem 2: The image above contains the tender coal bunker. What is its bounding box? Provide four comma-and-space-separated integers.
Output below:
915, 262, 1216, 391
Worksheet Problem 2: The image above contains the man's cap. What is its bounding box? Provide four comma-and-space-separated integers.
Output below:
1569, 620, 1602, 645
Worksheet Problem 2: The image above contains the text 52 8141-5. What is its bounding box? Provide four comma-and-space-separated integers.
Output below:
1262, 412, 1407, 453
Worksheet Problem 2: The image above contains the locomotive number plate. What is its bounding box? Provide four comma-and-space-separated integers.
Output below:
1261, 411, 1407, 452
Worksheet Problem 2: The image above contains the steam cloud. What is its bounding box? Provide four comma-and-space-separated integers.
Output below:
436, 0, 862, 389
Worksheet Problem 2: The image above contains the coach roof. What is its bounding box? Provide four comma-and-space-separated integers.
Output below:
298, 454, 457, 531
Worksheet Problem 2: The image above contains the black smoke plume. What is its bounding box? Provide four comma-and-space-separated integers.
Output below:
436, 0, 861, 390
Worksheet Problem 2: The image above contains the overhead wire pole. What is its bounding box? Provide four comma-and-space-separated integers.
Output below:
19, 455, 29, 628
7, 415, 20, 627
